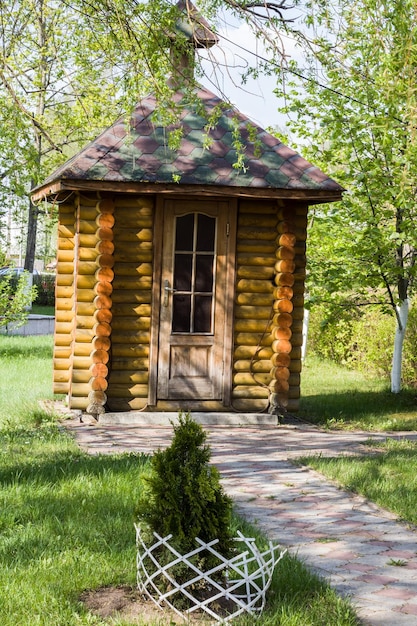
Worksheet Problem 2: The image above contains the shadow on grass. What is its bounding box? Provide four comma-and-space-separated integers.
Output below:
0, 336, 53, 359
0, 444, 150, 566
0, 440, 149, 487
299, 388, 417, 430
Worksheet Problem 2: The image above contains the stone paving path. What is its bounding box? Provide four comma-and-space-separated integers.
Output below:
63, 415, 417, 626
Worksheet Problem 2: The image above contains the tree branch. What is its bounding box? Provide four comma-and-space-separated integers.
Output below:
223, 0, 295, 21
0, 68, 62, 153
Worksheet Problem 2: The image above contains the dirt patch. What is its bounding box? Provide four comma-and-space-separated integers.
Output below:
80, 585, 212, 624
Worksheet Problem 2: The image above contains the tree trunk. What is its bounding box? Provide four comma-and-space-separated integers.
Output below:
24, 1, 47, 275
302, 308, 309, 363
391, 299, 409, 393
24, 198, 38, 273
22, 197, 38, 310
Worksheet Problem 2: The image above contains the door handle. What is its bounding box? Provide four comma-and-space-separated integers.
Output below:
163, 279, 177, 306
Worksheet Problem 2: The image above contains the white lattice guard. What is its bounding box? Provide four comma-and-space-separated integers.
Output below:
135, 525, 286, 623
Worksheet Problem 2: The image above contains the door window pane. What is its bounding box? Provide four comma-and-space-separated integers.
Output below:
175, 214, 194, 250
194, 295, 212, 333
195, 255, 214, 292
196, 214, 216, 251
174, 254, 192, 291
172, 294, 191, 332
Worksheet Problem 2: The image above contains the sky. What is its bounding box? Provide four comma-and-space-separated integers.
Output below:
198, 7, 306, 132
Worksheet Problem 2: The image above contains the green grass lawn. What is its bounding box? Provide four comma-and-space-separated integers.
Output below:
0, 335, 55, 426
302, 438, 417, 528
0, 422, 151, 625
299, 356, 417, 431
31, 304, 55, 316
0, 336, 359, 626
299, 356, 417, 531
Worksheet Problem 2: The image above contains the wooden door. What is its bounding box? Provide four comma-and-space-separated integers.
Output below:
155, 199, 233, 402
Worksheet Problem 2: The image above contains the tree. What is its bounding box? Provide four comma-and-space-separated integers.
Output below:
0, 0, 129, 273
0, 0, 295, 272
4, 0, 139, 267
278, 0, 417, 392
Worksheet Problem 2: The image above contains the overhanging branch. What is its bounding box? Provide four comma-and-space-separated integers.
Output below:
223, 0, 294, 21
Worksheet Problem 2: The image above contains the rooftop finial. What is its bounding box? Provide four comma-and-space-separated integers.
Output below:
170, 0, 218, 81
173, 1, 218, 49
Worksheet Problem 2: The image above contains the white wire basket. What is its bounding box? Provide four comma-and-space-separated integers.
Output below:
136, 524, 286, 623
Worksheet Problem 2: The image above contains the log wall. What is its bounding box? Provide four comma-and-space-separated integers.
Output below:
105, 195, 154, 411
53, 200, 76, 397
86, 197, 115, 415
54, 193, 115, 411
232, 200, 276, 412
70, 194, 103, 410
232, 199, 307, 413
272, 202, 308, 413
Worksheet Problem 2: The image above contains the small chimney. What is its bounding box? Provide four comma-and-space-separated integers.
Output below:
170, 0, 218, 82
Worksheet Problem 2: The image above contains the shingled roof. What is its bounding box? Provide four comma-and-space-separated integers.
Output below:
32, 85, 343, 202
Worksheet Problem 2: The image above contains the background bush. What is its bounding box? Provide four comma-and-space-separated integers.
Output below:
307, 304, 357, 365
34, 273, 55, 306
349, 309, 394, 378
0, 272, 36, 328
307, 301, 417, 387
402, 307, 417, 387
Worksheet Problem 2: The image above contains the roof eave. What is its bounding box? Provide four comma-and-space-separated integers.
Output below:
31, 178, 344, 204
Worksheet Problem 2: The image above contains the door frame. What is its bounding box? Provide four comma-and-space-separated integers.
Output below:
148, 195, 237, 410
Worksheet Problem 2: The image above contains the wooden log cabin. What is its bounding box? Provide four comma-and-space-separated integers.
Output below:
31, 2, 342, 419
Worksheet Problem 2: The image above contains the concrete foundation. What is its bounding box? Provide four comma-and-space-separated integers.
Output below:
99, 411, 278, 427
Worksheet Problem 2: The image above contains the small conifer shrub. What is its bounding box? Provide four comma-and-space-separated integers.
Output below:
136, 413, 234, 600
136, 412, 233, 556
